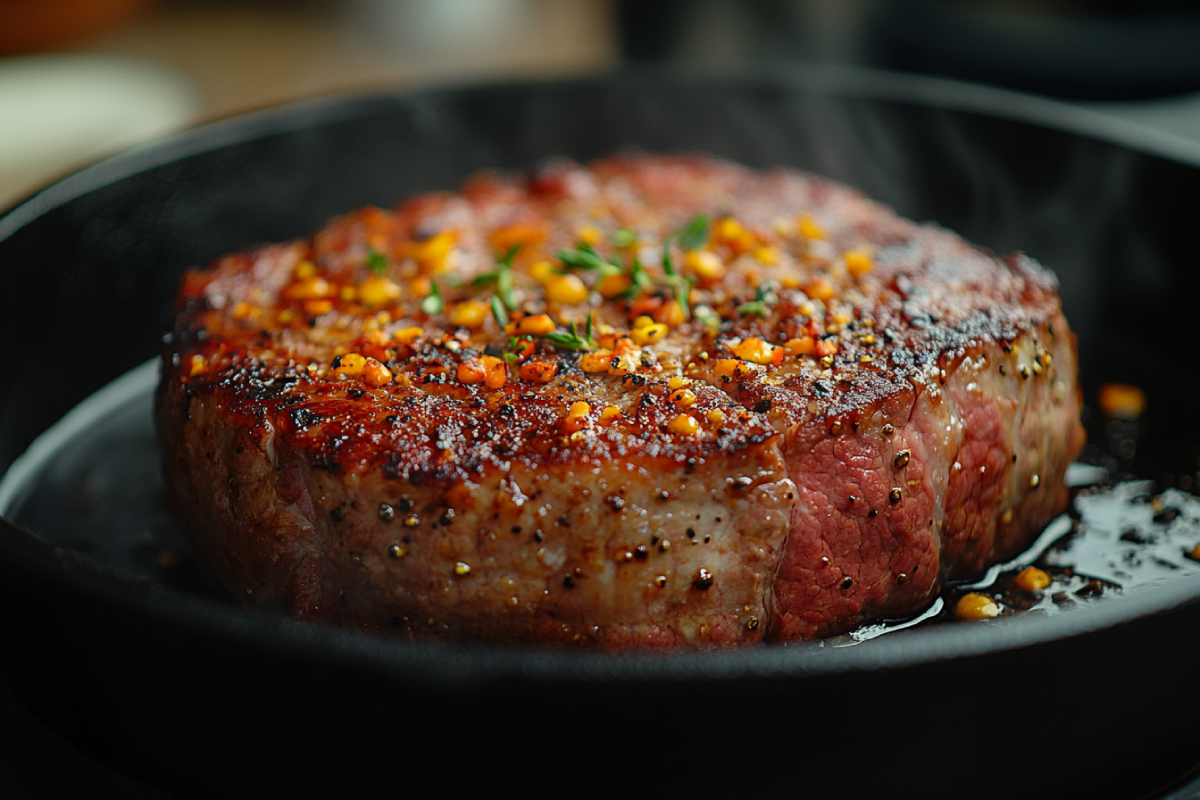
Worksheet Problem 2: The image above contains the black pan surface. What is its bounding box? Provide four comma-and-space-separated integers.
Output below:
1, 68, 1198, 799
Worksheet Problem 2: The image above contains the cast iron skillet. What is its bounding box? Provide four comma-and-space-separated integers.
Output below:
1, 69, 1198, 799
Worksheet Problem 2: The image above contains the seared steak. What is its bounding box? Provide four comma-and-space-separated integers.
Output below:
158, 154, 1084, 646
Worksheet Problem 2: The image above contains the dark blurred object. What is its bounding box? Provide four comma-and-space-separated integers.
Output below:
0, 0, 157, 56
616, 0, 1200, 100
617, 0, 683, 61
0, 678, 169, 799
870, 0, 1200, 100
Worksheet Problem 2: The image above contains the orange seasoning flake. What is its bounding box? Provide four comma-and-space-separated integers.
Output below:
562, 401, 592, 433
814, 339, 839, 358
1098, 383, 1146, 420
489, 222, 546, 254
580, 350, 614, 373
361, 358, 393, 386
520, 360, 558, 383
786, 337, 815, 356
805, 276, 837, 302
457, 361, 487, 384
479, 355, 508, 389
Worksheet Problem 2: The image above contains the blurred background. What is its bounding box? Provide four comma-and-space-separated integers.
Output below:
1, 0, 1198, 208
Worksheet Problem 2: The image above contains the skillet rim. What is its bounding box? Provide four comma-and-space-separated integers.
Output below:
1, 66, 1198, 687
3, 64, 1199, 233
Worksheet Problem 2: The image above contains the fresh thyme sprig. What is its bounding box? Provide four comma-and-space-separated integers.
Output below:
737, 281, 778, 318
421, 279, 443, 315
557, 243, 622, 277
677, 213, 711, 252
659, 244, 694, 319
617, 257, 654, 301
693, 304, 722, 331
366, 247, 389, 276
544, 313, 597, 351
504, 336, 534, 363
610, 228, 637, 248
490, 295, 509, 328
473, 244, 520, 309
497, 242, 520, 270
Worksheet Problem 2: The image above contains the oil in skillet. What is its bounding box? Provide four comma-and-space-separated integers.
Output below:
940, 481, 1200, 625
824, 478, 1200, 646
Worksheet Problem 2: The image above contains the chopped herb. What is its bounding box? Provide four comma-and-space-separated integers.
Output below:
737, 281, 778, 318
658, 247, 693, 319
421, 280, 443, 315
474, 244, 520, 309
497, 243, 520, 270
737, 300, 769, 318
677, 213, 711, 251
630, 258, 654, 290
497, 269, 515, 309
610, 228, 637, 248
557, 244, 621, 276
661, 243, 678, 277
490, 295, 509, 327
618, 257, 655, 300
668, 274, 695, 319
366, 248, 388, 275
544, 314, 598, 351
693, 305, 722, 331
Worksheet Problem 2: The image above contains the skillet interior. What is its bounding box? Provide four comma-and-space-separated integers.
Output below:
1, 69, 1198, 798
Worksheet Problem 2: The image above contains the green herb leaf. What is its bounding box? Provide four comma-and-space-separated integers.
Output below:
694, 305, 722, 331
677, 213, 711, 251
669, 274, 694, 319
658, 249, 695, 318
631, 258, 653, 289
610, 228, 636, 248
617, 257, 654, 300
490, 295, 509, 327
736, 300, 769, 318
557, 245, 621, 276
421, 280, 443, 315
475, 246, 520, 308
737, 281, 777, 318
497, 269, 515, 310
754, 280, 778, 304
473, 244, 521, 286
544, 332, 590, 350
543, 314, 597, 351
366, 248, 389, 275
498, 243, 521, 270
661, 243, 677, 277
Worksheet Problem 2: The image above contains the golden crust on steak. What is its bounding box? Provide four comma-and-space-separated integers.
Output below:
159, 154, 1084, 647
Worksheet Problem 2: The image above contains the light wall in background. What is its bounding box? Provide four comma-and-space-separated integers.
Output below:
80, 0, 618, 120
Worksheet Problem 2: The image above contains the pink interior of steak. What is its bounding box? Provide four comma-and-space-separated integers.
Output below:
159, 153, 1085, 647
773, 329, 1082, 638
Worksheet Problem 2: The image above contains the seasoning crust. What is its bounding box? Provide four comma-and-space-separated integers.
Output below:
159, 154, 1085, 646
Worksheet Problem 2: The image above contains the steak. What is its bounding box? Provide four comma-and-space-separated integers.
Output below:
158, 154, 1085, 647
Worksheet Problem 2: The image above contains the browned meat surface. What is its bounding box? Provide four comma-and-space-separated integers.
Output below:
158, 154, 1085, 647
